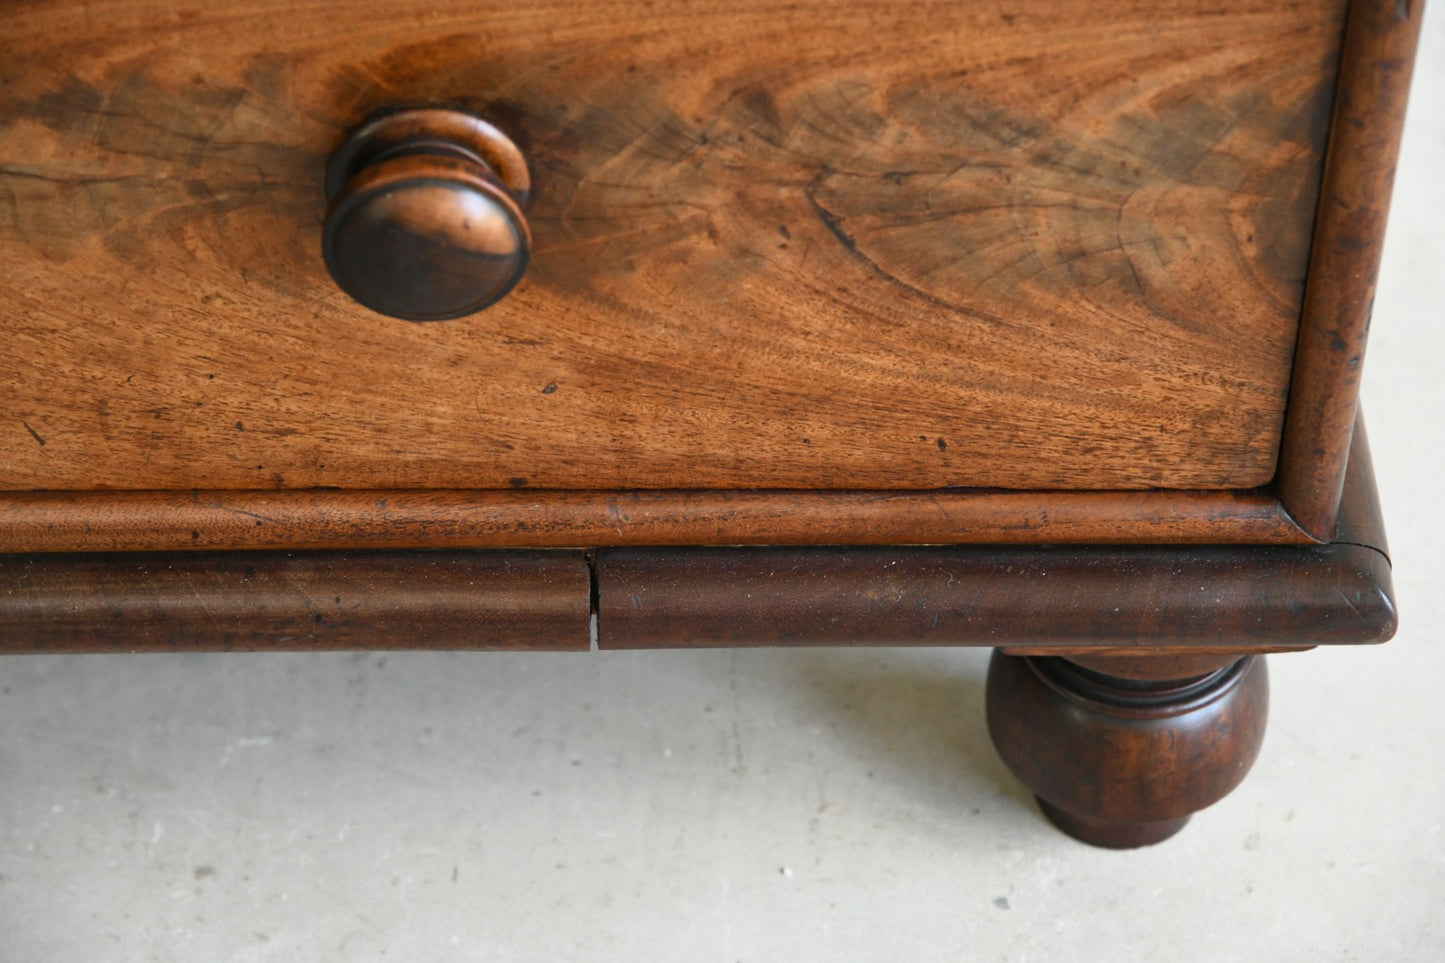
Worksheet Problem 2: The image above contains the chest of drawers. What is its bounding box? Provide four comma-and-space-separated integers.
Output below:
0, 0, 1422, 846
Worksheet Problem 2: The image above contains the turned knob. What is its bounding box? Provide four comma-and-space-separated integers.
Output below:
323, 107, 532, 321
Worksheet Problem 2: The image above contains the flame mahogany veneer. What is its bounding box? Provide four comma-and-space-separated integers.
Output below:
0, 0, 1421, 845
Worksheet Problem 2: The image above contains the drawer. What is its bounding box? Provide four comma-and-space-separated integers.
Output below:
0, 0, 1422, 854
1, 0, 1346, 496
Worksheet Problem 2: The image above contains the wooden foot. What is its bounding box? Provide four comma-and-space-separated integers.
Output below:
985, 651, 1269, 848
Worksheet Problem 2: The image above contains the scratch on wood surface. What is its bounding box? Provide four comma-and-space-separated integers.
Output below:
1332, 586, 1366, 624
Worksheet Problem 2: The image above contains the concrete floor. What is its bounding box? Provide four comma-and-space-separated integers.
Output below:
3, 11, 1442, 962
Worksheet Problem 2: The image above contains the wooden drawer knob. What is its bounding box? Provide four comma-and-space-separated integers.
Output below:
323, 108, 532, 321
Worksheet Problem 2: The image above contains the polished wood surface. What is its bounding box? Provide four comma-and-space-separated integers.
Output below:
986, 653, 1269, 847
323, 108, 533, 320
1278, 0, 1425, 538
0, 486, 1311, 554
595, 541, 1392, 651
0, 415, 1392, 653
0, 550, 590, 653
2, 0, 1342, 493
0, 0, 1421, 855
596, 414, 1392, 649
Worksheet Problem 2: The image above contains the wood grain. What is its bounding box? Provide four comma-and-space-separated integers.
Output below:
1, 0, 1343, 493
1003, 409, 1391, 656
0, 550, 590, 653
595, 540, 1393, 650
595, 415, 1392, 649
322, 108, 535, 320
987, 652, 1268, 847
0, 486, 1310, 553
0, 415, 1386, 653
1277, 0, 1424, 538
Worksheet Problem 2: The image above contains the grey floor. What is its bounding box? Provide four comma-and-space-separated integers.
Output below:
4, 14, 1443, 963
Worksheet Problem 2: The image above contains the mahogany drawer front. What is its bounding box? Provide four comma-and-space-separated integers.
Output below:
1, 0, 1344, 494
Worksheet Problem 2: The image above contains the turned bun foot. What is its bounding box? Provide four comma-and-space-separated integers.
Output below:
986, 651, 1269, 848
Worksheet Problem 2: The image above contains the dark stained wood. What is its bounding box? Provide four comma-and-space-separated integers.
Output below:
596, 540, 1392, 650
0, 1, 1419, 856
2, 0, 1343, 494
0, 418, 1390, 654
1331, 410, 1390, 553
1277, 0, 1424, 538
986, 652, 1269, 847
0, 550, 590, 653
0, 486, 1311, 554
1005, 410, 1391, 658
597, 411, 1391, 648
323, 108, 533, 320
1058, 651, 1245, 682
